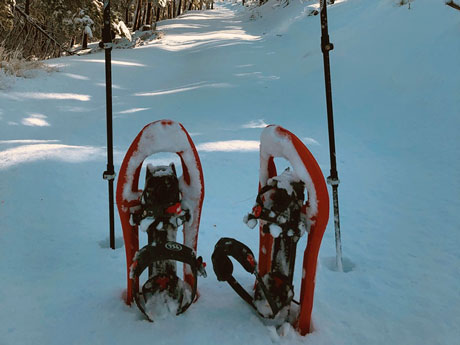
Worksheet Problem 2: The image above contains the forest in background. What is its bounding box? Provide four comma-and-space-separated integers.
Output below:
0, 0, 217, 61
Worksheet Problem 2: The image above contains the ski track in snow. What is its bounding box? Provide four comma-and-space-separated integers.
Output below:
0, 0, 459, 344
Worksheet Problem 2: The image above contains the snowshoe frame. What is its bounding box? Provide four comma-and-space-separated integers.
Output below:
258, 125, 329, 335
212, 125, 329, 335
116, 120, 205, 306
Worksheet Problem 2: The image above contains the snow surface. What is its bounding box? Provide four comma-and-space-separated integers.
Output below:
1, 0, 460, 344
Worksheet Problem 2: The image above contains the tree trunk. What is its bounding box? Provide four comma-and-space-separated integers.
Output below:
25, 0, 31, 15
156, 7, 161, 22
146, 2, 153, 25
177, 0, 182, 16
82, 32, 88, 49
124, 0, 134, 24
133, 0, 142, 31
140, 3, 147, 27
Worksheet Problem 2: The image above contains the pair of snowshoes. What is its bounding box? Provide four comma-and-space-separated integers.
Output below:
116, 120, 329, 335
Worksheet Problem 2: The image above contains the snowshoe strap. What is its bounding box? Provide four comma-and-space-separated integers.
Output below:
131, 204, 191, 228
130, 162, 191, 229
130, 241, 207, 322
245, 181, 305, 235
211, 237, 280, 318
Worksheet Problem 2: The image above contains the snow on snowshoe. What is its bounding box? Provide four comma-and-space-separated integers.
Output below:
212, 125, 329, 335
116, 120, 206, 321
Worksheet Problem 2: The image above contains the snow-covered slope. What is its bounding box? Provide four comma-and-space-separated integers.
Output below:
1, 1, 459, 344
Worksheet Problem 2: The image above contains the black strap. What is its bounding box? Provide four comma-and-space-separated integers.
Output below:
131, 206, 190, 228
227, 277, 256, 309
130, 241, 206, 322
255, 184, 277, 207
211, 237, 281, 318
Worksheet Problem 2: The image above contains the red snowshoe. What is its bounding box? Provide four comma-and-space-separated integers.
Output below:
212, 125, 329, 335
116, 120, 206, 321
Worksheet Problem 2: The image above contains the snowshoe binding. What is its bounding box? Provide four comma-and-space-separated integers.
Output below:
213, 170, 306, 320
129, 163, 206, 321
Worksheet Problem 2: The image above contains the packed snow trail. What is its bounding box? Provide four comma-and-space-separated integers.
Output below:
1, 1, 459, 344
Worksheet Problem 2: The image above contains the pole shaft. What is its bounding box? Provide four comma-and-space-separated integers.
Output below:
320, 0, 342, 271
103, 0, 115, 250
322, 51, 337, 178
332, 185, 342, 271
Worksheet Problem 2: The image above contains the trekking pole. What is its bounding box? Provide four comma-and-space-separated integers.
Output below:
319, 0, 343, 272
102, 0, 116, 250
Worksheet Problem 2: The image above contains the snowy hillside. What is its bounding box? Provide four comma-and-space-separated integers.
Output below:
1, 0, 459, 344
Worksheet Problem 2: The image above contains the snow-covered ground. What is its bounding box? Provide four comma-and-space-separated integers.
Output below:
1, 0, 459, 344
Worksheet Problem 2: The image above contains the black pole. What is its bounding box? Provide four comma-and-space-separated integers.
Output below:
102, 0, 116, 250
319, 0, 343, 271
